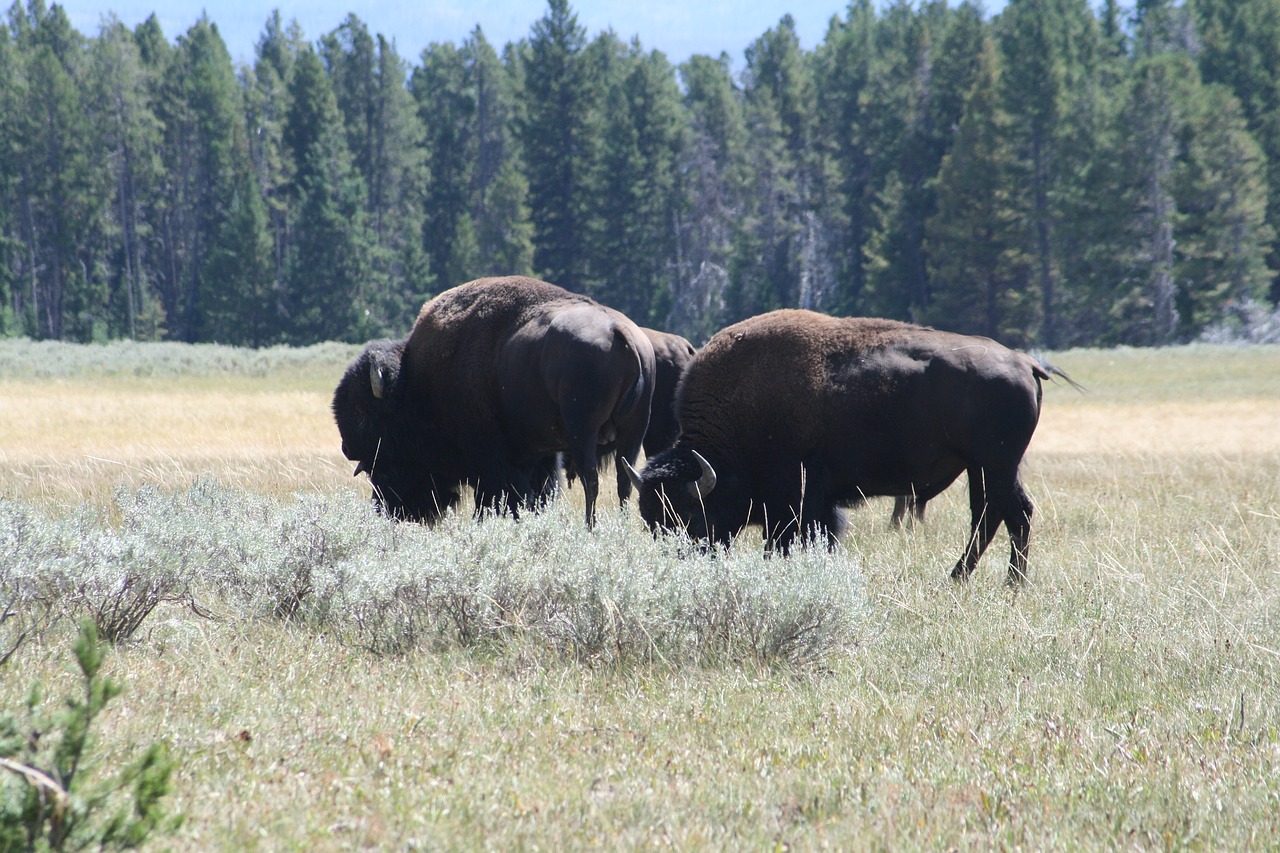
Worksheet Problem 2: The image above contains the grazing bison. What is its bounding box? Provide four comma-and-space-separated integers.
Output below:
624, 309, 1069, 584
333, 276, 656, 527
639, 328, 699, 457
564, 326, 697, 488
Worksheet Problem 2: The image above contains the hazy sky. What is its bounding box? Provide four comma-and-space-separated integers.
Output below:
59, 0, 1005, 70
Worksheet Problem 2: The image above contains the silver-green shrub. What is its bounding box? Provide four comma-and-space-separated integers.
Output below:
0, 502, 58, 663
1, 482, 867, 668
0, 338, 358, 378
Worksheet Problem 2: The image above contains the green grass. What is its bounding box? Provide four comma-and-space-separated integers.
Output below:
1046, 343, 1280, 403
0, 337, 359, 387
2, 342, 1279, 850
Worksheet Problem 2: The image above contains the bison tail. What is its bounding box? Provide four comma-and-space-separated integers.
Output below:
1030, 355, 1086, 393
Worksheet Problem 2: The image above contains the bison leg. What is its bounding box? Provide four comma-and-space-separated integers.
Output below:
565, 441, 601, 528
951, 467, 1004, 582
529, 454, 563, 508
1002, 478, 1034, 585
891, 493, 928, 528
891, 495, 910, 528
951, 466, 1033, 584
762, 465, 839, 554
472, 465, 536, 520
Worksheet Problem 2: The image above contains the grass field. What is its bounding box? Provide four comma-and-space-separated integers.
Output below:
2, 340, 1278, 850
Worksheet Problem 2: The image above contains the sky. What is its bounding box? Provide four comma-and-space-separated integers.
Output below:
59, 0, 1007, 70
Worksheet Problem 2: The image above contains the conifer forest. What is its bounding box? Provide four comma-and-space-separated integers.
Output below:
2, 0, 1278, 348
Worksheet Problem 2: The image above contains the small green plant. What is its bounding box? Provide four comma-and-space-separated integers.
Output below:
0, 621, 183, 851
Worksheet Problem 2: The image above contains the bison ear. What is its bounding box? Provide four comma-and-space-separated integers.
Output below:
622, 457, 643, 490
690, 450, 717, 498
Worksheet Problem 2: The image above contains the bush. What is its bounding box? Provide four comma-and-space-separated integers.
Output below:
0, 482, 867, 669
0, 338, 358, 379
1198, 298, 1280, 344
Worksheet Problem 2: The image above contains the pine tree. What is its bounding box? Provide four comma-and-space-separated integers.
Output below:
924, 36, 1035, 345
152, 15, 256, 342
1108, 1, 1195, 344
813, 0, 876, 313
200, 159, 274, 345
671, 53, 743, 341
1192, 0, 1280, 304
414, 27, 532, 294
0, 13, 26, 334
996, 0, 1100, 346
859, 2, 962, 321
282, 45, 373, 343
322, 15, 424, 331
414, 39, 479, 287
245, 10, 304, 327
1050, 0, 1133, 346
732, 15, 820, 318
1174, 83, 1275, 332
519, 0, 595, 291
88, 17, 166, 340
588, 41, 686, 323
5, 1, 104, 339
913, 1, 987, 316
471, 32, 534, 279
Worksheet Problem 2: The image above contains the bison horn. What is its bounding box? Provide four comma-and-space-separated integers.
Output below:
691, 449, 717, 498
369, 362, 387, 399
354, 460, 370, 477
622, 457, 643, 491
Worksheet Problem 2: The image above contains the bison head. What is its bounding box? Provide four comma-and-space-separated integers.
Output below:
332, 339, 459, 522
624, 448, 743, 545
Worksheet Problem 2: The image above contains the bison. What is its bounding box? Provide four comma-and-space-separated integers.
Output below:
639, 328, 699, 457
564, 326, 697, 488
624, 309, 1071, 584
333, 276, 656, 527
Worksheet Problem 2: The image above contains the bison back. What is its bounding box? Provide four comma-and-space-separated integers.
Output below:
675, 309, 1043, 494
401, 277, 599, 439
642, 328, 697, 455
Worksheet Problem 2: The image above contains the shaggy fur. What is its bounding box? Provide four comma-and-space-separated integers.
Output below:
333, 276, 655, 527
634, 309, 1058, 584
640, 328, 698, 456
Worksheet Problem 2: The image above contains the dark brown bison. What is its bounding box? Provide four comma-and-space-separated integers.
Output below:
640, 328, 698, 457
624, 309, 1071, 584
333, 276, 656, 527
564, 326, 697, 488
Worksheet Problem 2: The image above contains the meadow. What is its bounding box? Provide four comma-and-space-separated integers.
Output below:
1, 339, 1278, 850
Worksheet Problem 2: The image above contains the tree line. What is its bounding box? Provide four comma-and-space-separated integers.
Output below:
1, 0, 1278, 349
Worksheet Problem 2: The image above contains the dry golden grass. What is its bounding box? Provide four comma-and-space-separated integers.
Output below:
4, 347, 1274, 511
0, 377, 353, 508
1033, 344, 1280, 454
1035, 399, 1280, 454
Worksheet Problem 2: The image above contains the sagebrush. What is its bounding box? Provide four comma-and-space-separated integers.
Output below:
1, 481, 865, 668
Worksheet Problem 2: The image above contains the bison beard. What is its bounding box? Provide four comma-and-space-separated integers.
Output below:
332, 276, 656, 527
625, 309, 1073, 584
